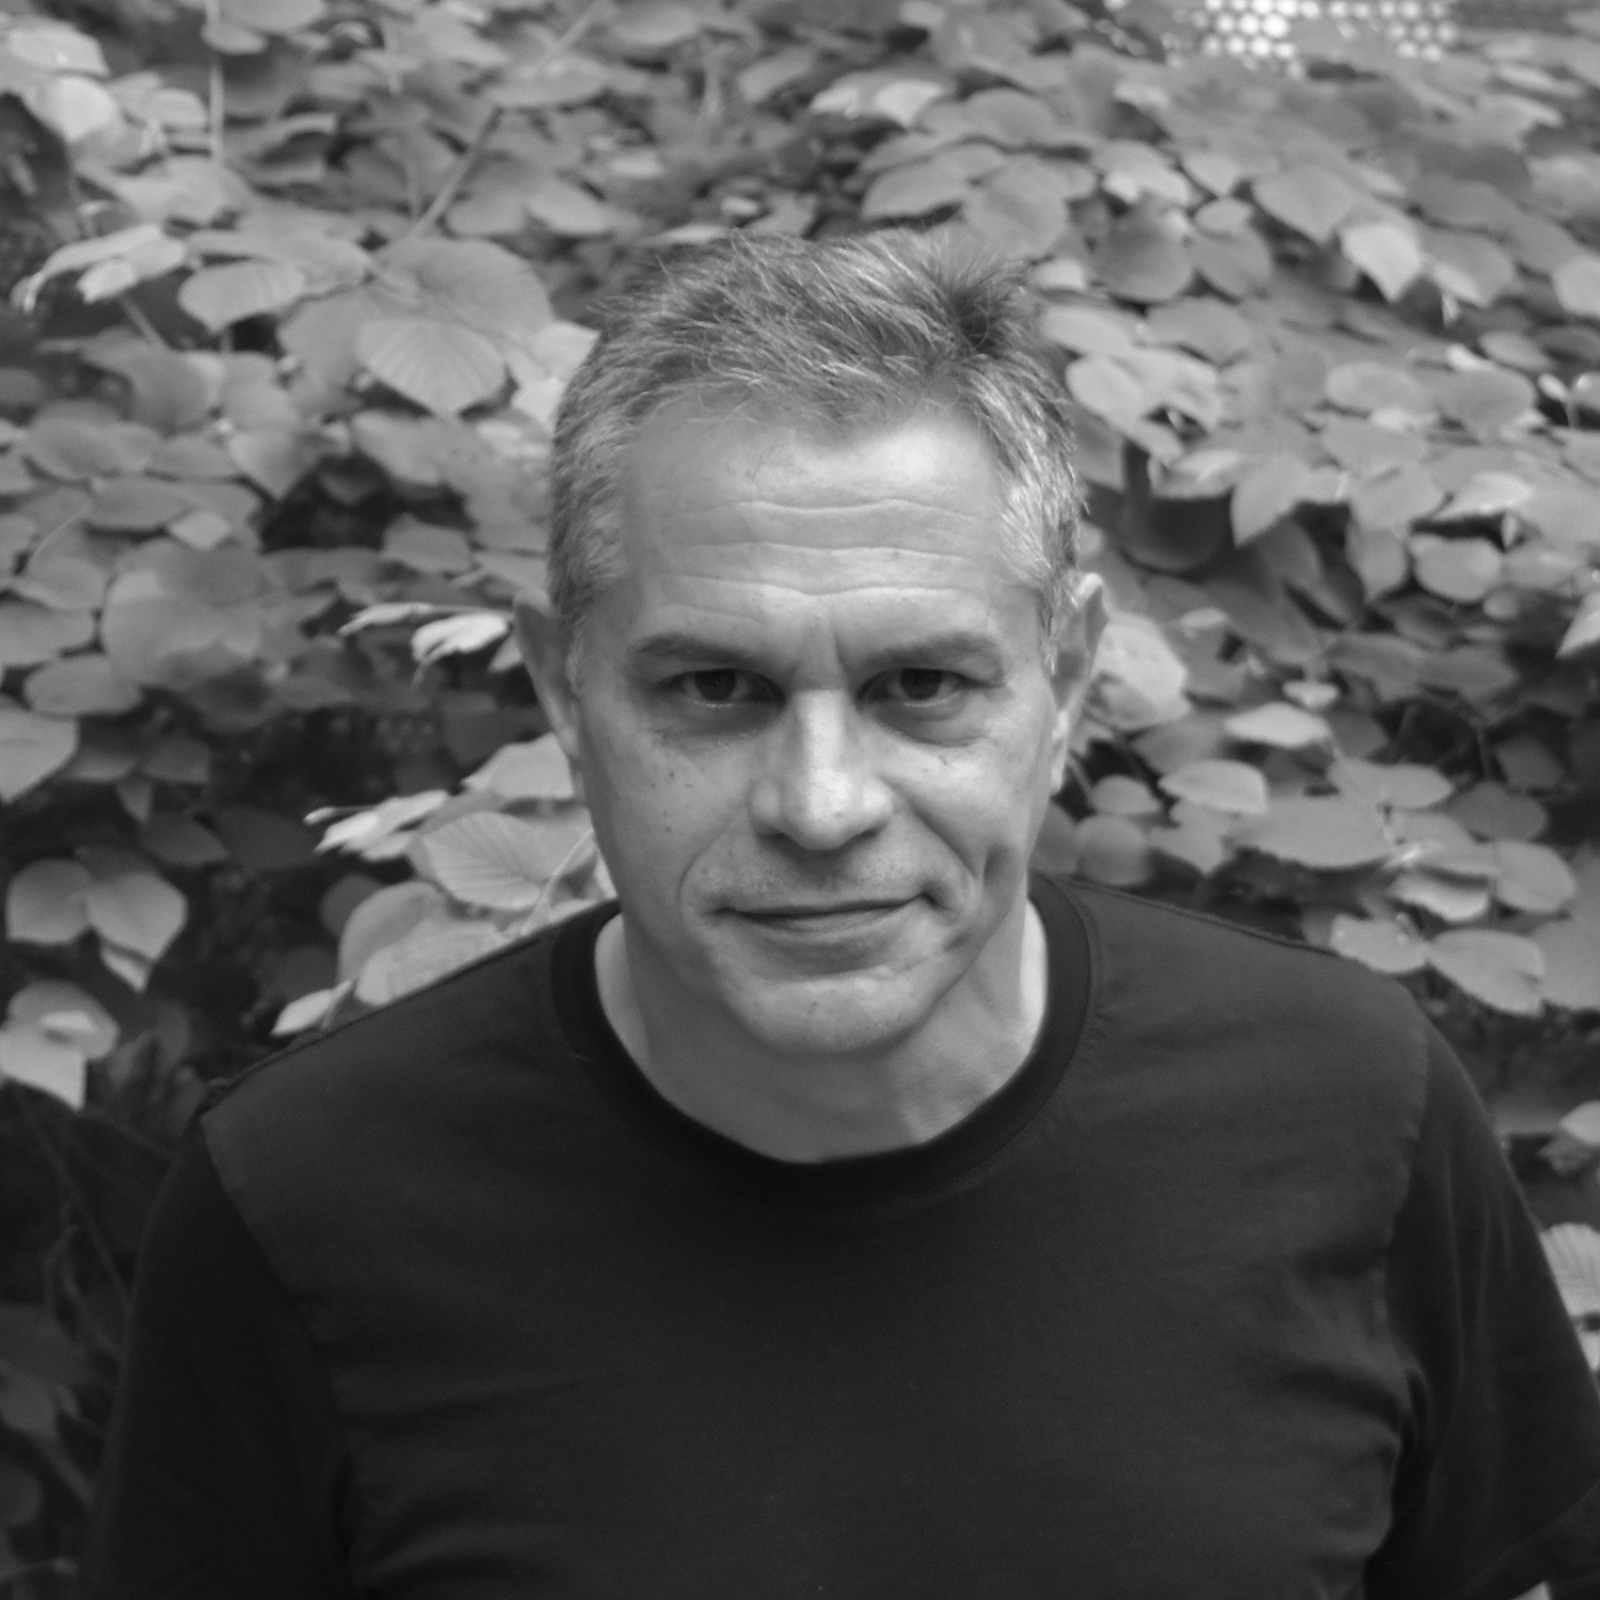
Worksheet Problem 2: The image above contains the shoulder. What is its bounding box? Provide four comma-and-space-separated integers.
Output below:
200, 913, 584, 1235
1062, 877, 1427, 1067
1050, 879, 1433, 1213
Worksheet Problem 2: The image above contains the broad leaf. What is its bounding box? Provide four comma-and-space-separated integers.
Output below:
356, 318, 506, 417
1242, 796, 1392, 870
1428, 929, 1544, 1016
862, 159, 970, 220
1224, 702, 1330, 749
5, 859, 91, 945
1073, 814, 1152, 888
7, 980, 117, 1061
0, 709, 78, 802
464, 736, 575, 801
1553, 255, 1600, 320
1329, 915, 1428, 975
1340, 221, 1422, 302
1253, 166, 1360, 244
178, 260, 308, 333
83, 863, 186, 962
1559, 593, 1600, 657
1231, 455, 1311, 544
0, 1025, 86, 1110
1535, 920, 1600, 1011
1158, 758, 1267, 816
418, 812, 592, 910
24, 655, 142, 716
1494, 841, 1577, 915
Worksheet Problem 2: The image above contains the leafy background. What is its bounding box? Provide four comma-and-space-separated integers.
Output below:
3, 0, 1600, 1583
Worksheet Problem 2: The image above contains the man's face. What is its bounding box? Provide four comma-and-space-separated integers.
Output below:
526, 406, 1097, 1060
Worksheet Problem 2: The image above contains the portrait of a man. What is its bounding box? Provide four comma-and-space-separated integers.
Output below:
83, 231, 1600, 1599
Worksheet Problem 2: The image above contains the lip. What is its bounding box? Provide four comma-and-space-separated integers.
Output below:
734, 900, 912, 932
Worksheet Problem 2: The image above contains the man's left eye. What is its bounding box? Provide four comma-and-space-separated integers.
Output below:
879, 668, 964, 704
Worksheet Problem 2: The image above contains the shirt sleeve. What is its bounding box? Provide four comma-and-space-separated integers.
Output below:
1365, 1027, 1600, 1600
80, 1123, 358, 1600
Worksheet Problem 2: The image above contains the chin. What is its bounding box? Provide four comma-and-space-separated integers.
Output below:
716, 969, 941, 1061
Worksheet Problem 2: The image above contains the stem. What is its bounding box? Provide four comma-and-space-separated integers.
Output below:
208, 55, 226, 165
16, 1094, 131, 1318
118, 294, 168, 349
399, 0, 610, 243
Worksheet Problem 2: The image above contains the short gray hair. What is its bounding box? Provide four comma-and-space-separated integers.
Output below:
547, 230, 1082, 655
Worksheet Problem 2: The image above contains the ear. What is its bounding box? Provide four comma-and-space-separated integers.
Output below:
1046, 572, 1107, 793
513, 596, 587, 805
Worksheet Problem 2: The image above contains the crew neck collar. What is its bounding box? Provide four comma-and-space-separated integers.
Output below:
550, 874, 1094, 1210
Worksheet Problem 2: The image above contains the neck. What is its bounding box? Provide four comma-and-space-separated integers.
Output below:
594, 895, 1049, 1163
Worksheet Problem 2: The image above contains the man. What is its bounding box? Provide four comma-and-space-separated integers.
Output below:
86, 232, 1600, 1598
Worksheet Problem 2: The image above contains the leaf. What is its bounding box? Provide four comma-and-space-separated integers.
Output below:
1242, 796, 1391, 870
1437, 471, 1532, 521
1329, 915, 1428, 975
1323, 362, 1434, 417
87, 475, 193, 532
1559, 593, 1600, 657
1089, 774, 1162, 818
1066, 356, 1152, 431
272, 981, 352, 1035
139, 814, 229, 866
1349, 465, 1444, 531
1142, 298, 1252, 364
1390, 871, 1492, 924
523, 176, 624, 238
1410, 535, 1503, 604
1092, 211, 1193, 304
213, 806, 314, 871
0, 602, 96, 667
418, 812, 591, 910
1535, 920, 1600, 1011
1089, 612, 1189, 730
218, 0, 324, 32
608, 0, 701, 48
1428, 929, 1544, 1016
411, 611, 510, 664
0, 1024, 86, 1110
5, 859, 91, 944
84, 864, 186, 962
1340, 221, 1423, 302
1433, 369, 1536, 435
0, 709, 78, 802
318, 791, 449, 858
1158, 759, 1267, 816
861, 158, 970, 220
1553, 255, 1600, 321
178, 260, 308, 333
1073, 814, 1152, 888
1253, 165, 1360, 244
24, 655, 142, 716
1450, 781, 1547, 842
1230, 455, 1312, 544
355, 914, 512, 1006
1494, 841, 1577, 915
338, 880, 445, 981
1329, 759, 1451, 810
1038, 305, 1137, 358
1224, 702, 1330, 749
356, 318, 505, 417
961, 166, 1068, 259
464, 735, 575, 801
7, 980, 117, 1061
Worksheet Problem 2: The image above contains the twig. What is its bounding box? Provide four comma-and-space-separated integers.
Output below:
400, 0, 611, 243
118, 293, 168, 350
15, 1093, 132, 1318
208, 55, 226, 166
402, 106, 502, 242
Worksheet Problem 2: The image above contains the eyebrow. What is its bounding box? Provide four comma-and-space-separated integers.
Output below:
626, 629, 1010, 678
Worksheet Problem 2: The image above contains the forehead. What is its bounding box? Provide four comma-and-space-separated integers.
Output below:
612, 405, 1014, 596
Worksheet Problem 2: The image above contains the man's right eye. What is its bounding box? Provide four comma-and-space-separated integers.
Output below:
675, 669, 763, 705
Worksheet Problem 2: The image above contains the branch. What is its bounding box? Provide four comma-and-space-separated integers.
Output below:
400, 0, 611, 243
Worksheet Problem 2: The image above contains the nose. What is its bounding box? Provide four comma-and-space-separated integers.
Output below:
749, 692, 894, 853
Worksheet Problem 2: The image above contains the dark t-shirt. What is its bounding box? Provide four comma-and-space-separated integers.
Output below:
84, 876, 1600, 1599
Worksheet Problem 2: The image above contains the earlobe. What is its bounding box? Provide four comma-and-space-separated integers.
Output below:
512, 597, 586, 799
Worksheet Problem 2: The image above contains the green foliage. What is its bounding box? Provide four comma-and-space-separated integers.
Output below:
2, 0, 1600, 1580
